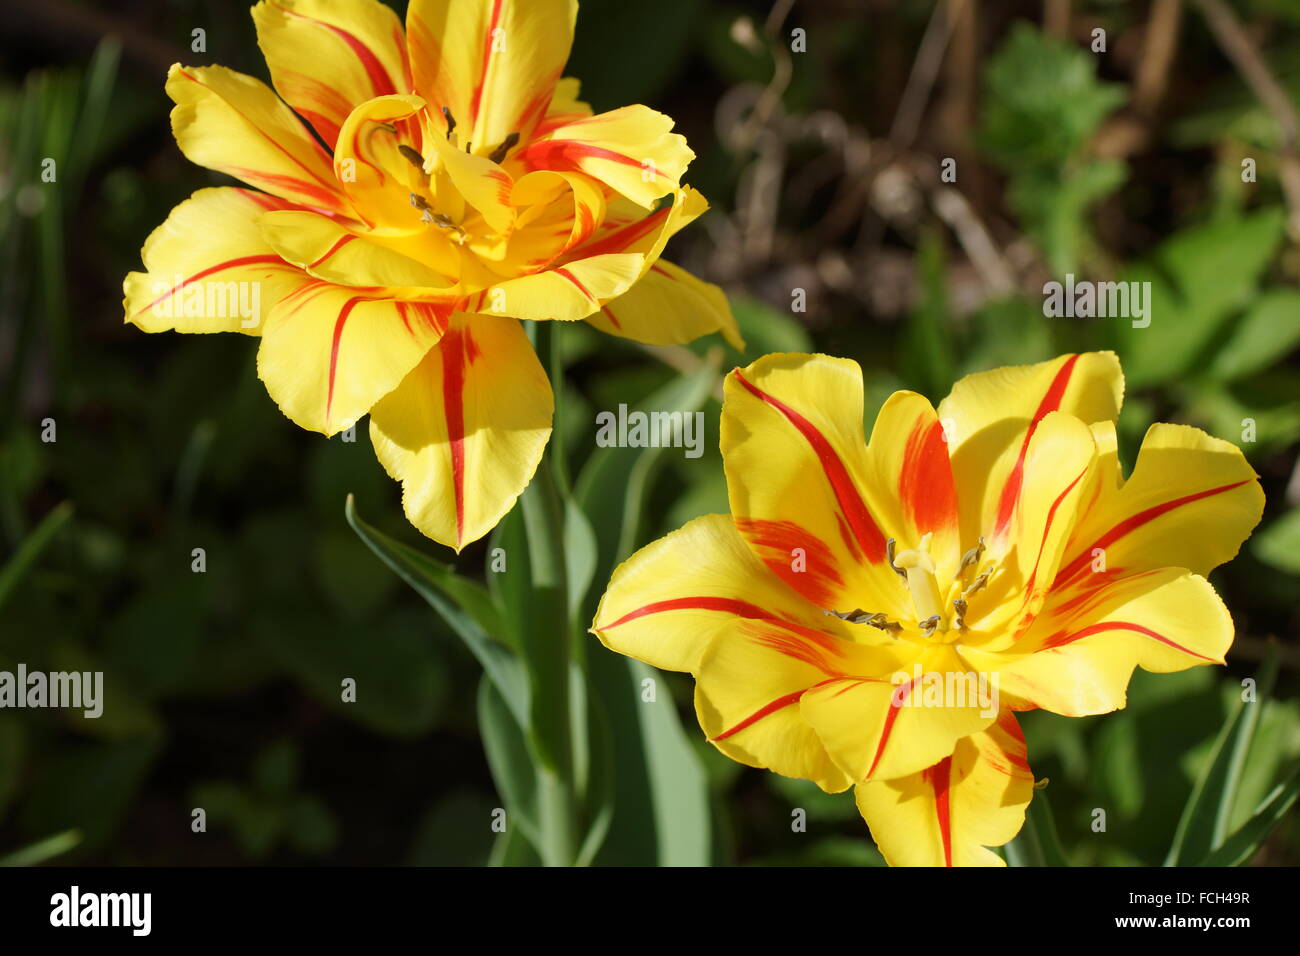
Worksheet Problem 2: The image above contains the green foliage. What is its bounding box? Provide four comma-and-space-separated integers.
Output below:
978, 22, 1127, 274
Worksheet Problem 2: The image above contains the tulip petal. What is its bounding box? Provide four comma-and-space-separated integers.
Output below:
967, 568, 1234, 717
124, 187, 305, 335
855, 712, 1034, 866
1050, 423, 1264, 590
258, 208, 458, 288
252, 0, 411, 147
257, 282, 453, 435
964, 411, 1098, 642
165, 64, 349, 216
694, 617, 904, 793
593, 513, 867, 674
800, 643, 997, 782
369, 313, 552, 550
720, 353, 903, 619
860, 391, 962, 582
939, 352, 1123, 550
406, 0, 575, 151
517, 105, 694, 208
587, 260, 743, 350
332, 93, 432, 230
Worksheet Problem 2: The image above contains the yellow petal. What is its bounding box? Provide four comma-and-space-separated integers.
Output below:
124, 187, 305, 335
940, 352, 1122, 550
165, 63, 349, 216
424, 121, 517, 235
332, 93, 431, 230
406, 0, 575, 150
252, 0, 411, 147
587, 260, 743, 350
800, 643, 996, 781
593, 513, 858, 674
543, 76, 591, 125
256, 282, 452, 435
964, 411, 1099, 643
720, 353, 902, 618
695, 617, 903, 793
517, 105, 694, 209
860, 391, 962, 584
1050, 423, 1264, 589
368, 313, 552, 550
507, 170, 605, 268
967, 568, 1234, 717
855, 712, 1034, 866
258, 208, 454, 287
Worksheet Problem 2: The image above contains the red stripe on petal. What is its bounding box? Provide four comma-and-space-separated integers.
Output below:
712, 690, 804, 741
924, 756, 954, 867
278, 6, 398, 99
136, 254, 289, 316
326, 296, 364, 420
470, 0, 505, 123
552, 266, 596, 303
601, 596, 770, 629
441, 327, 470, 545
992, 354, 1081, 540
901, 416, 958, 534
309, 233, 356, 268
1052, 479, 1254, 587
734, 369, 887, 563
1042, 619, 1218, 661
866, 679, 914, 778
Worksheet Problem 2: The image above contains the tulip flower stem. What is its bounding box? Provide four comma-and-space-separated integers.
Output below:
520, 320, 581, 865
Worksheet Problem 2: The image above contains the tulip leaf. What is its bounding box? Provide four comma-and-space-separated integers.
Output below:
477, 676, 541, 855
0, 828, 81, 867
345, 495, 528, 726
1005, 785, 1070, 866
574, 355, 721, 614
1165, 646, 1279, 866
0, 500, 72, 614
1196, 766, 1300, 866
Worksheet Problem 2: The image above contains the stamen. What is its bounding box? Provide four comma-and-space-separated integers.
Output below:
488, 132, 520, 165
824, 609, 902, 634
398, 145, 425, 170
963, 568, 991, 599
918, 615, 941, 637
886, 539, 907, 581
442, 106, 457, 137
958, 536, 985, 575
952, 597, 968, 630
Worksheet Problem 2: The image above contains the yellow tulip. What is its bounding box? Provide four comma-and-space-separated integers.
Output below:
592, 351, 1264, 866
124, 0, 740, 550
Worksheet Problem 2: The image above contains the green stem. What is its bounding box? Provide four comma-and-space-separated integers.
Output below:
519, 321, 578, 865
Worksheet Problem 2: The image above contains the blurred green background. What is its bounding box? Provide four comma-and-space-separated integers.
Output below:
1, 0, 1297, 865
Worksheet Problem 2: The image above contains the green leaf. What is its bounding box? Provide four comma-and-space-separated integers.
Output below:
1197, 767, 1300, 866
1166, 647, 1280, 866
632, 661, 711, 865
0, 500, 72, 615
0, 829, 81, 867
1208, 289, 1300, 381
265, 609, 448, 737
574, 355, 720, 614
726, 295, 814, 360
345, 495, 527, 724
1005, 785, 1070, 866
1113, 209, 1286, 388
477, 676, 541, 853
1252, 507, 1300, 575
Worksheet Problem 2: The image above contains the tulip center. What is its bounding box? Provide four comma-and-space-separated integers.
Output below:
891, 533, 948, 636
